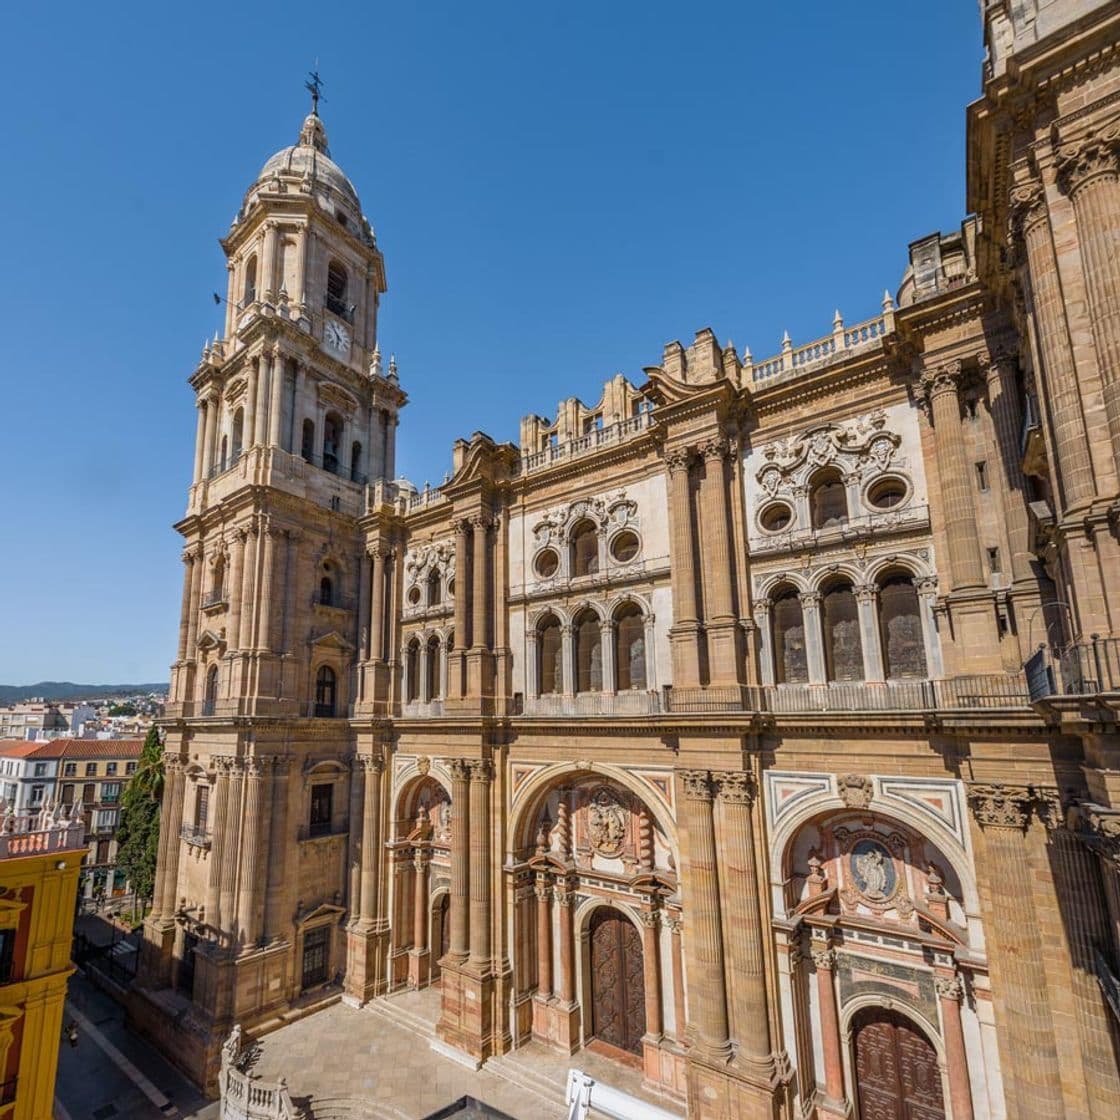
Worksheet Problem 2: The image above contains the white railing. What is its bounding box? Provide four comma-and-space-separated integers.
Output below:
750, 503, 931, 555
520, 411, 656, 474
565, 1069, 682, 1120
0, 803, 84, 861
751, 304, 894, 386
220, 1027, 295, 1120
521, 691, 663, 718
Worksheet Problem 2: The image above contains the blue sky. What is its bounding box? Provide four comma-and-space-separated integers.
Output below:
0, 2, 981, 683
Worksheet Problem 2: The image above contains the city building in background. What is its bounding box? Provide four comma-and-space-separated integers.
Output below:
134, 3, 1120, 1117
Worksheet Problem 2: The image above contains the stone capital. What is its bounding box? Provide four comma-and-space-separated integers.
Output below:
811, 947, 836, 971
1008, 178, 1048, 236
967, 783, 1034, 830
714, 770, 755, 806
921, 360, 964, 402
679, 769, 713, 802
664, 446, 694, 475
638, 908, 660, 930
447, 759, 473, 783
468, 759, 494, 784
1056, 125, 1120, 196
699, 436, 731, 463
935, 974, 964, 1002
353, 754, 384, 775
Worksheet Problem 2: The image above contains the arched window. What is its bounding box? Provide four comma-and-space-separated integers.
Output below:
231, 408, 244, 462
615, 602, 647, 691
538, 615, 563, 695
574, 609, 602, 693
219, 435, 228, 472
210, 556, 226, 604
314, 665, 337, 717
406, 640, 420, 702
204, 665, 219, 715
323, 413, 342, 475
243, 255, 257, 306
351, 441, 363, 482
772, 587, 808, 684
319, 576, 333, 607
301, 419, 315, 463
822, 581, 863, 681
810, 468, 848, 530
878, 572, 928, 679
426, 636, 440, 701
571, 520, 599, 577
326, 260, 349, 318
427, 569, 442, 606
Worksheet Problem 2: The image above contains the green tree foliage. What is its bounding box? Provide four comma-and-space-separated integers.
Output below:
115, 726, 164, 906
107, 702, 138, 716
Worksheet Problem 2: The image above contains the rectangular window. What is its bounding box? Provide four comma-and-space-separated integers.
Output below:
33, 763, 47, 777
0, 929, 14, 984
301, 926, 330, 989
101, 782, 121, 804
96, 809, 118, 830
63, 762, 76, 777
309, 783, 333, 838
85, 763, 98, 777
196, 785, 210, 831
30, 785, 44, 805
106, 762, 118, 776
987, 547, 1002, 574
61, 784, 75, 806
126, 761, 137, 775
975, 461, 989, 492
82, 783, 96, 804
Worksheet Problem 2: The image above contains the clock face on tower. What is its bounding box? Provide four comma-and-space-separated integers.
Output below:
323, 318, 351, 358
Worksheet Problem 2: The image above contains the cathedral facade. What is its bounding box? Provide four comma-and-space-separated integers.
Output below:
134, 4, 1120, 1117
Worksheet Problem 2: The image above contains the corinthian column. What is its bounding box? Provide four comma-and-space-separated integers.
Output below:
936, 975, 974, 1120
227, 530, 246, 653
468, 759, 493, 971
236, 758, 266, 949
1057, 126, 1120, 478
677, 769, 731, 1060
811, 943, 846, 1112
639, 910, 663, 1040
204, 758, 231, 934
1045, 806, 1120, 1115
698, 438, 735, 623
968, 784, 1063, 1117
714, 771, 775, 1074
1009, 180, 1096, 509
219, 761, 243, 947
176, 550, 196, 662
924, 362, 985, 590
156, 757, 186, 920
447, 759, 471, 959
470, 517, 491, 651
535, 875, 552, 999
984, 351, 1033, 584
358, 755, 384, 923
666, 448, 698, 626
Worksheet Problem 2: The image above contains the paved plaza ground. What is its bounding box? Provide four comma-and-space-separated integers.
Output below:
248, 987, 684, 1119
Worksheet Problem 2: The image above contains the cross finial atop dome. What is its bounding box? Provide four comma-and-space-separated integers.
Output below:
305, 66, 324, 116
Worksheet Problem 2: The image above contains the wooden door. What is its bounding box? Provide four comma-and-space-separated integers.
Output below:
589, 908, 646, 1055
854, 1009, 945, 1120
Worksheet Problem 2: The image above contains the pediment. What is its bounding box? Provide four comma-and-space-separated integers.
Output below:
296, 901, 346, 927
197, 629, 226, 652
309, 630, 355, 653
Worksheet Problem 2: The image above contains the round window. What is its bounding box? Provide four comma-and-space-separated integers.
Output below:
407, 586, 422, 606
611, 531, 641, 563
534, 549, 559, 578
867, 478, 907, 510
760, 502, 793, 532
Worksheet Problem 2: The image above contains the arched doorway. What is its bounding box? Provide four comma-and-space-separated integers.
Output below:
430, 894, 450, 983
588, 907, 645, 1056
853, 1007, 945, 1120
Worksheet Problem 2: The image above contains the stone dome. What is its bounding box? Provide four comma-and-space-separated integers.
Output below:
255, 113, 360, 207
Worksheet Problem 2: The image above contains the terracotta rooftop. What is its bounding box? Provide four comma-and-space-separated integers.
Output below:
56, 739, 144, 759
0, 740, 67, 759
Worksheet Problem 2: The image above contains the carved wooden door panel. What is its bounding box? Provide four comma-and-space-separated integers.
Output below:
854, 1010, 944, 1120
590, 909, 646, 1055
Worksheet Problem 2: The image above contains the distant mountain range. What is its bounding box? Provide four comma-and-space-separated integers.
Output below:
0, 682, 169, 704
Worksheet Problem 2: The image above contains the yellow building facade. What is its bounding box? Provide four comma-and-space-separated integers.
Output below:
0, 806, 84, 1120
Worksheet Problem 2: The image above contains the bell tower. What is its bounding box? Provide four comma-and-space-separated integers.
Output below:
135, 94, 405, 1090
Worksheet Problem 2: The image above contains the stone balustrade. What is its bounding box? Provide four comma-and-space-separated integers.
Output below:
0, 804, 85, 862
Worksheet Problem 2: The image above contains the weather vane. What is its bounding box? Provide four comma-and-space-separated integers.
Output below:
305, 63, 325, 115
